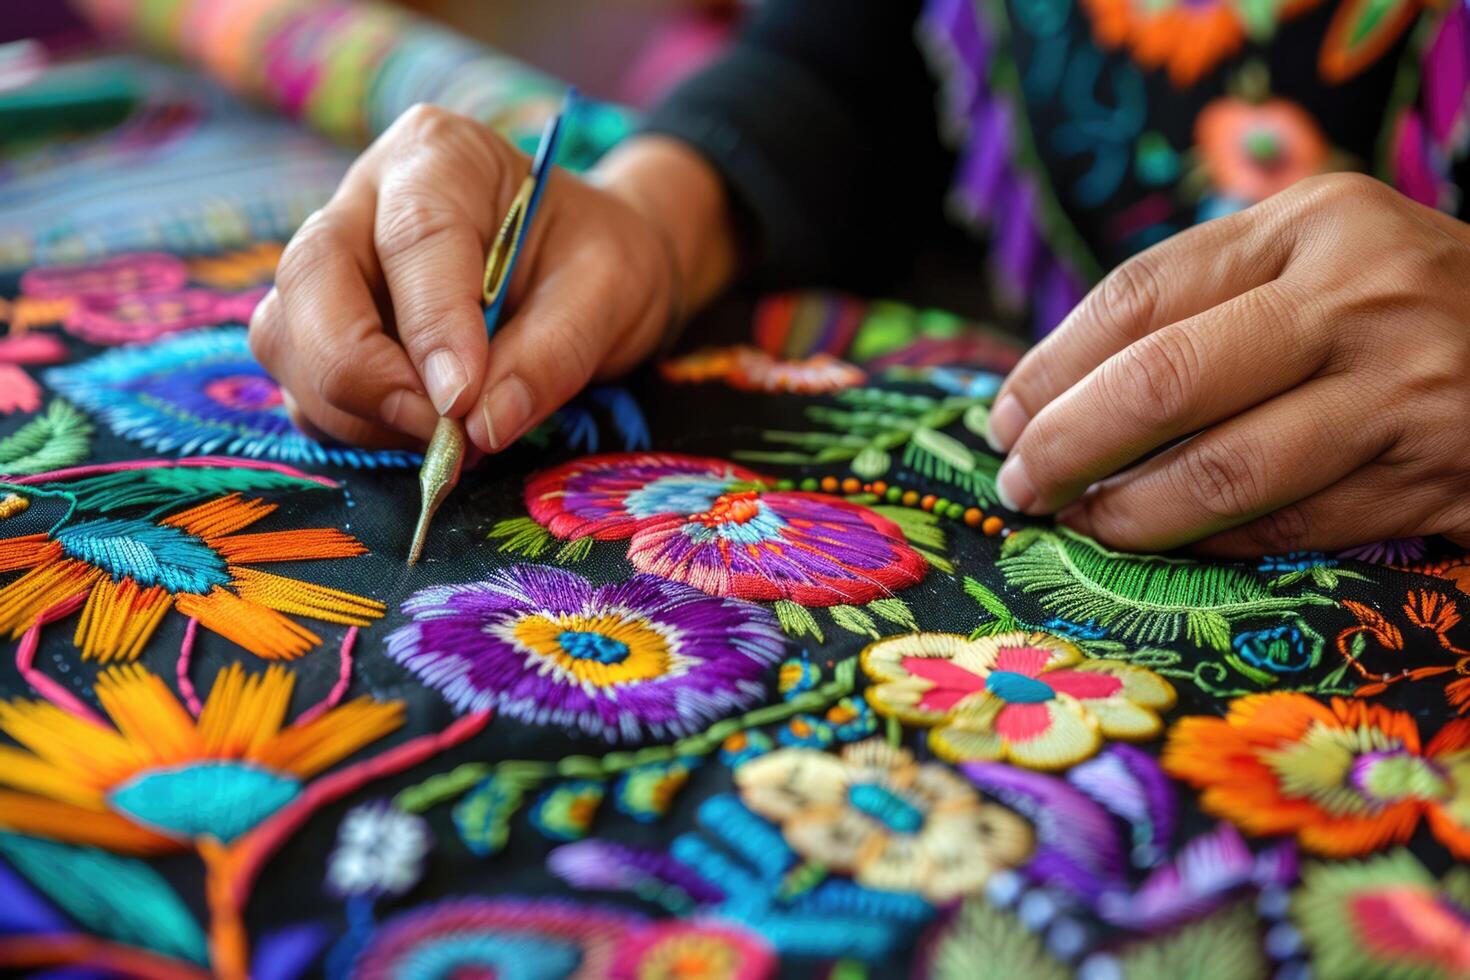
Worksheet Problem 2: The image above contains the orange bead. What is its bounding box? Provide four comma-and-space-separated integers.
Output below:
982, 516, 1004, 536
963, 507, 982, 527
920, 494, 937, 512
871, 481, 888, 496
901, 490, 920, 507
820, 476, 839, 493
841, 477, 861, 495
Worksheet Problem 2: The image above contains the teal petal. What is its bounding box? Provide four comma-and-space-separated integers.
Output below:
109, 762, 301, 842
57, 518, 231, 593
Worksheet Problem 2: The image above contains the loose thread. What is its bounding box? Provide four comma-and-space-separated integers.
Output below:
0, 934, 208, 980
229, 710, 493, 903
292, 627, 357, 727
16, 592, 104, 725
177, 618, 203, 717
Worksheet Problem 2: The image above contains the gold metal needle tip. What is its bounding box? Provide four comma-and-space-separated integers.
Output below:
408, 416, 467, 566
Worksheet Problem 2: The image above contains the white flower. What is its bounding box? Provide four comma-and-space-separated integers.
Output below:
326, 802, 432, 898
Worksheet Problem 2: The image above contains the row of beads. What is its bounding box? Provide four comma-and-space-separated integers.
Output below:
773, 475, 1008, 536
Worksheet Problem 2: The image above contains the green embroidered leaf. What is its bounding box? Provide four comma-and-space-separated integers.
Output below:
731, 450, 820, 466
870, 504, 947, 552
774, 599, 824, 643
998, 528, 1331, 652
0, 833, 208, 964
962, 403, 990, 438
49, 465, 329, 512
850, 445, 891, 479
0, 400, 92, 476
554, 535, 594, 564
901, 440, 999, 505
487, 516, 555, 557
911, 426, 975, 473
928, 899, 1069, 980
1114, 903, 1268, 979
917, 548, 955, 574
866, 598, 917, 630
962, 576, 1019, 636
831, 604, 880, 639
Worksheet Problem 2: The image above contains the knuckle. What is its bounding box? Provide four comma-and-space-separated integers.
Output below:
246, 290, 281, 363
313, 350, 361, 409
274, 222, 336, 294
373, 193, 460, 262
1108, 330, 1199, 425
1246, 504, 1313, 552
1094, 255, 1162, 340
1176, 437, 1265, 522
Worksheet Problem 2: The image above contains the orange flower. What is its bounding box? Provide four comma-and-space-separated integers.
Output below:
1163, 693, 1470, 858
1195, 97, 1329, 203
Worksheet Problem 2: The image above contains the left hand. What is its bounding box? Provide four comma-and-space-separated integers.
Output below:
986, 172, 1470, 556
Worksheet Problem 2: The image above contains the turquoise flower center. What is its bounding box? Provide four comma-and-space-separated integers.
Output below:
56, 518, 231, 594
557, 629, 629, 664
108, 761, 302, 842
396, 934, 581, 980
623, 475, 728, 519
848, 783, 925, 833
985, 670, 1055, 704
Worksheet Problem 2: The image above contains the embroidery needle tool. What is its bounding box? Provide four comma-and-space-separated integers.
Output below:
408, 87, 577, 565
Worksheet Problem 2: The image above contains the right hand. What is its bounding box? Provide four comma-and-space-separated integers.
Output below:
249, 104, 734, 454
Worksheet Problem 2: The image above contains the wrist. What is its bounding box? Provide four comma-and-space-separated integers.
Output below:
591, 135, 739, 321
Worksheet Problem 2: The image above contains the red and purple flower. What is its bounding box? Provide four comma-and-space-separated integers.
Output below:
525, 453, 927, 605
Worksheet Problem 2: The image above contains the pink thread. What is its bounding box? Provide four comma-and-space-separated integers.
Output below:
291, 627, 357, 727
13, 455, 339, 488
177, 617, 204, 717
16, 593, 106, 726
231, 710, 493, 901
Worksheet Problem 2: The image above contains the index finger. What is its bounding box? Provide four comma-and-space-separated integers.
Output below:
987, 205, 1291, 451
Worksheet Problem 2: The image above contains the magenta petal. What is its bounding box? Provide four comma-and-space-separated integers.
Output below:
994, 646, 1050, 677
994, 703, 1052, 742
902, 656, 986, 713
1044, 670, 1124, 700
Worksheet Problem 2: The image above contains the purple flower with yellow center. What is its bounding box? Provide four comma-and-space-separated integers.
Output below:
385, 565, 786, 743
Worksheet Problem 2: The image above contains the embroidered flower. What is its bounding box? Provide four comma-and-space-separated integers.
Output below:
0, 663, 402, 854
661, 345, 867, 394
1230, 623, 1321, 676
385, 564, 785, 742
0, 487, 383, 661
1163, 693, 1470, 858
19, 252, 189, 302
1291, 850, 1470, 979
525, 453, 927, 605
615, 759, 696, 823
326, 801, 432, 899
610, 920, 776, 980
861, 632, 1176, 770
1079, 0, 1316, 86
0, 333, 66, 415
45, 327, 417, 468
353, 898, 639, 980
531, 780, 605, 841
1195, 97, 1328, 206
735, 738, 1033, 902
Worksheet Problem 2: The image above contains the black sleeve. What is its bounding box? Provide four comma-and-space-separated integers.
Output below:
640, 0, 953, 290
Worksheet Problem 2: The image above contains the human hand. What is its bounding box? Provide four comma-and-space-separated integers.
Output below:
250, 105, 735, 454
986, 173, 1470, 556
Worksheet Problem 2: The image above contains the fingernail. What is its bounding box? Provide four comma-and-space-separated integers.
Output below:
986, 395, 1029, 452
996, 455, 1039, 513
481, 374, 534, 451
423, 349, 467, 415
380, 389, 407, 427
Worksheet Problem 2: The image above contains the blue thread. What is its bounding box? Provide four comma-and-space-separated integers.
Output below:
588, 386, 651, 451
56, 518, 231, 594
986, 670, 1055, 704
554, 404, 600, 453
108, 762, 301, 842
0, 833, 209, 965
696, 795, 794, 882
1044, 618, 1109, 641
847, 784, 924, 833
1232, 625, 1317, 674
670, 832, 767, 899
557, 630, 629, 664
395, 934, 582, 980
324, 896, 376, 980
1258, 552, 1335, 574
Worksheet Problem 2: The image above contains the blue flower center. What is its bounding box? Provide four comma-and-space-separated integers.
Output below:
848, 783, 924, 833
985, 670, 1055, 703
108, 761, 301, 842
557, 629, 629, 664
57, 518, 231, 594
